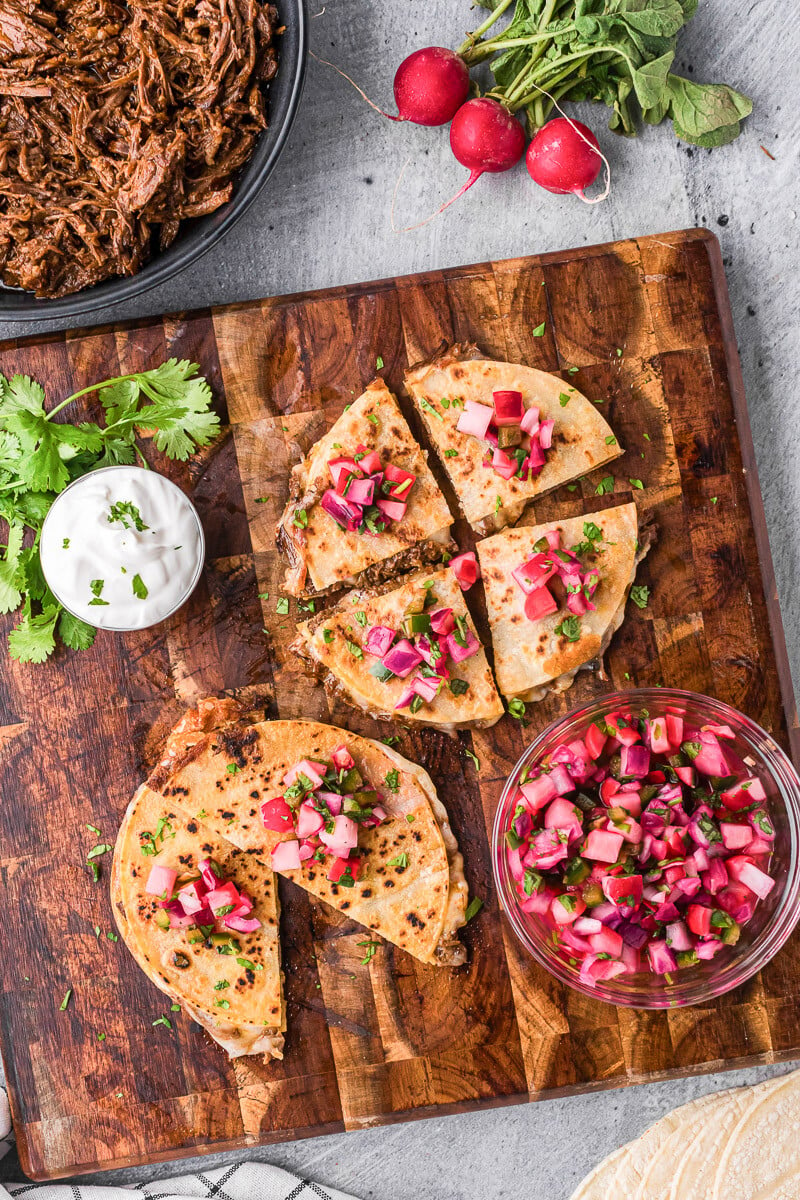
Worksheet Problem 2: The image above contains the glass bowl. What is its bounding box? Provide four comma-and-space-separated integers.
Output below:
492, 688, 800, 1008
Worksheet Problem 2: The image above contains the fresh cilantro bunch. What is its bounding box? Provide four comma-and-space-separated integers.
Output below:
0, 360, 219, 664
462, 0, 751, 146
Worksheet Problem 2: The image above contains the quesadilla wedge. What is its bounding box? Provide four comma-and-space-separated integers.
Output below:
477, 503, 654, 702
150, 715, 469, 966
277, 379, 454, 596
291, 567, 504, 731
112, 785, 285, 1060
404, 343, 622, 534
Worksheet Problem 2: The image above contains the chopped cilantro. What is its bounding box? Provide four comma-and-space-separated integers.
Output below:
346, 640, 363, 658
132, 573, 148, 600
559, 393, 571, 407
508, 698, 526, 720
464, 897, 483, 923
629, 478, 644, 489
108, 500, 148, 532
532, 321, 546, 337
293, 508, 308, 528
388, 853, 409, 869
276, 597, 289, 615
59, 989, 72, 1011
358, 939, 381, 965
555, 615, 581, 642
630, 584, 650, 609
419, 397, 443, 421
595, 475, 615, 495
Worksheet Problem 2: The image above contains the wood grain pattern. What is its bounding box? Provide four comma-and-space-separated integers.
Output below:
1, 229, 797, 1181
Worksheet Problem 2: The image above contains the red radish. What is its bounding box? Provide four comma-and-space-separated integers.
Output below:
526, 117, 604, 199
393, 48, 470, 125
397, 98, 525, 231
314, 46, 469, 127
449, 550, 480, 592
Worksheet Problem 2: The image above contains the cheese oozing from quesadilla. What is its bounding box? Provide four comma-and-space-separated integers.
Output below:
477, 503, 653, 702
277, 379, 454, 596
291, 567, 504, 731
404, 344, 622, 535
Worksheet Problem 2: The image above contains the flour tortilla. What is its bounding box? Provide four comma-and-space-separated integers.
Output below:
404, 343, 622, 534
291, 566, 504, 731
568, 1146, 628, 1200
669, 1074, 791, 1200
112, 784, 285, 1060
712, 1068, 800, 1200
476, 503, 650, 702
149, 714, 469, 966
277, 378, 453, 596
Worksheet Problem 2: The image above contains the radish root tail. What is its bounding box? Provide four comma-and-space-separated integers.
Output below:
529, 82, 612, 204
310, 51, 401, 121
391, 163, 483, 234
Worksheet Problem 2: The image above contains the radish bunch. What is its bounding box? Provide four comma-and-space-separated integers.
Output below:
319, 44, 605, 225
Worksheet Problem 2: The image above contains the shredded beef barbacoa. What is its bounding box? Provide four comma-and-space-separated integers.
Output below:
0, 0, 279, 298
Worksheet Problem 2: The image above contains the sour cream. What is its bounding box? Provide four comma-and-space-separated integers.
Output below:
40, 466, 205, 631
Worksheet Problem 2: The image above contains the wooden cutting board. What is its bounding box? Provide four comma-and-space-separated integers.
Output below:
1, 228, 798, 1181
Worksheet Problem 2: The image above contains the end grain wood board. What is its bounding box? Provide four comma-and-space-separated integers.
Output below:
1, 228, 798, 1181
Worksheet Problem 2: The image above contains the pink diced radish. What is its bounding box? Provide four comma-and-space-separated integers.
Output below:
519, 774, 558, 811
544, 797, 582, 838
538, 418, 555, 449
283, 759, 326, 789
701, 858, 729, 895
177, 880, 206, 915
647, 939, 677, 975
647, 718, 671, 755
198, 858, 222, 891
261, 797, 294, 832
665, 920, 693, 952
375, 497, 407, 523
512, 552, 557, 594
520, 406, 540, 435
223, 914, 263, 934
720, 822, 753, 851
430, 607, 456, 635
394, 684, 416, 710
574, 916, 602, 935
589, 926, 623, 957
383, 461, 416, 499
566, 590, 589, 616
552, 894, 586, 925
456, 399, 494, 440
449, 551, 480, 592
675, 765, 696, 787
412, 674, 442, 703
321, 488, 362, 532
345, 476, 375, 506
524, 586, 558, 621
580, 954, 627, 985
382, 639, 423, 677
167, 908, 196, 930
492, 446, 518, 480
328, 456, 361, 491
527, 437, 546, 470
620, 743, 650, 779
145, 865, 178, 898
271, 839, 302, 871
527, 828, 569, 870
332, 745, 355, 771
319, 815, 358, 853
296, 803, 325, 839
446, 627, 480, 663
726, 856, 775, 900
584, 829, 624, 863
614, 791, 642, 818
548, 763, 576, 796
364, 625, 396, 658
693, 731, 730, 777
602, 874, 643, 910
492, 389, 524, 425
206, 881, 240, 914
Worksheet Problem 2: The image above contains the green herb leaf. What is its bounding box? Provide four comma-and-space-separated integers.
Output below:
630, 584, 650, 609
132, 573, 148, 600
532, 321, 546, 337
595, 475, 615, 496
464, 897, 483, 924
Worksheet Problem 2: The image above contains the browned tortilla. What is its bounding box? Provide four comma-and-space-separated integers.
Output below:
404, 344, 622, 534
150, 717, 469, 966
112, 784, 285, 1059
292, 567, 504, 731
277, 379, 453, 596
477, 503, 649, 701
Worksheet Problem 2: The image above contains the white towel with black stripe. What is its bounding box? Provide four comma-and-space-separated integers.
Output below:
0, 1088, 358, 1200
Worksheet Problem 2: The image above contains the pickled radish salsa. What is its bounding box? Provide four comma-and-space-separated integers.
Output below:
455, 387, 554, 482
145, 857, 263, 939
262, 744, 390, 886
311, 445, 418, 535
512, 523, 601, 630
504, 706, 776, 985
361, 570, 481, 713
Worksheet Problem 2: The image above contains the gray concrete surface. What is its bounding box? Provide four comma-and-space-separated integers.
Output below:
1, 0, 799, 1196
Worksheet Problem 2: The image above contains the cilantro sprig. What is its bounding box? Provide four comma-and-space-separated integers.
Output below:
0, 360, 219, 663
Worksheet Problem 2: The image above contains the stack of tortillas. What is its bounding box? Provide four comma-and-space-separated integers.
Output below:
569, 1068, 800, 1200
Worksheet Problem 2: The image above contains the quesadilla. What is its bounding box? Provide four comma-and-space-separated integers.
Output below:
150, 714, 470, 966
112, 785, 285, 1060
476, 503, 654, 702
404, 343, 622, 534
277, 379, 454, 596
291, 567, 504, 730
